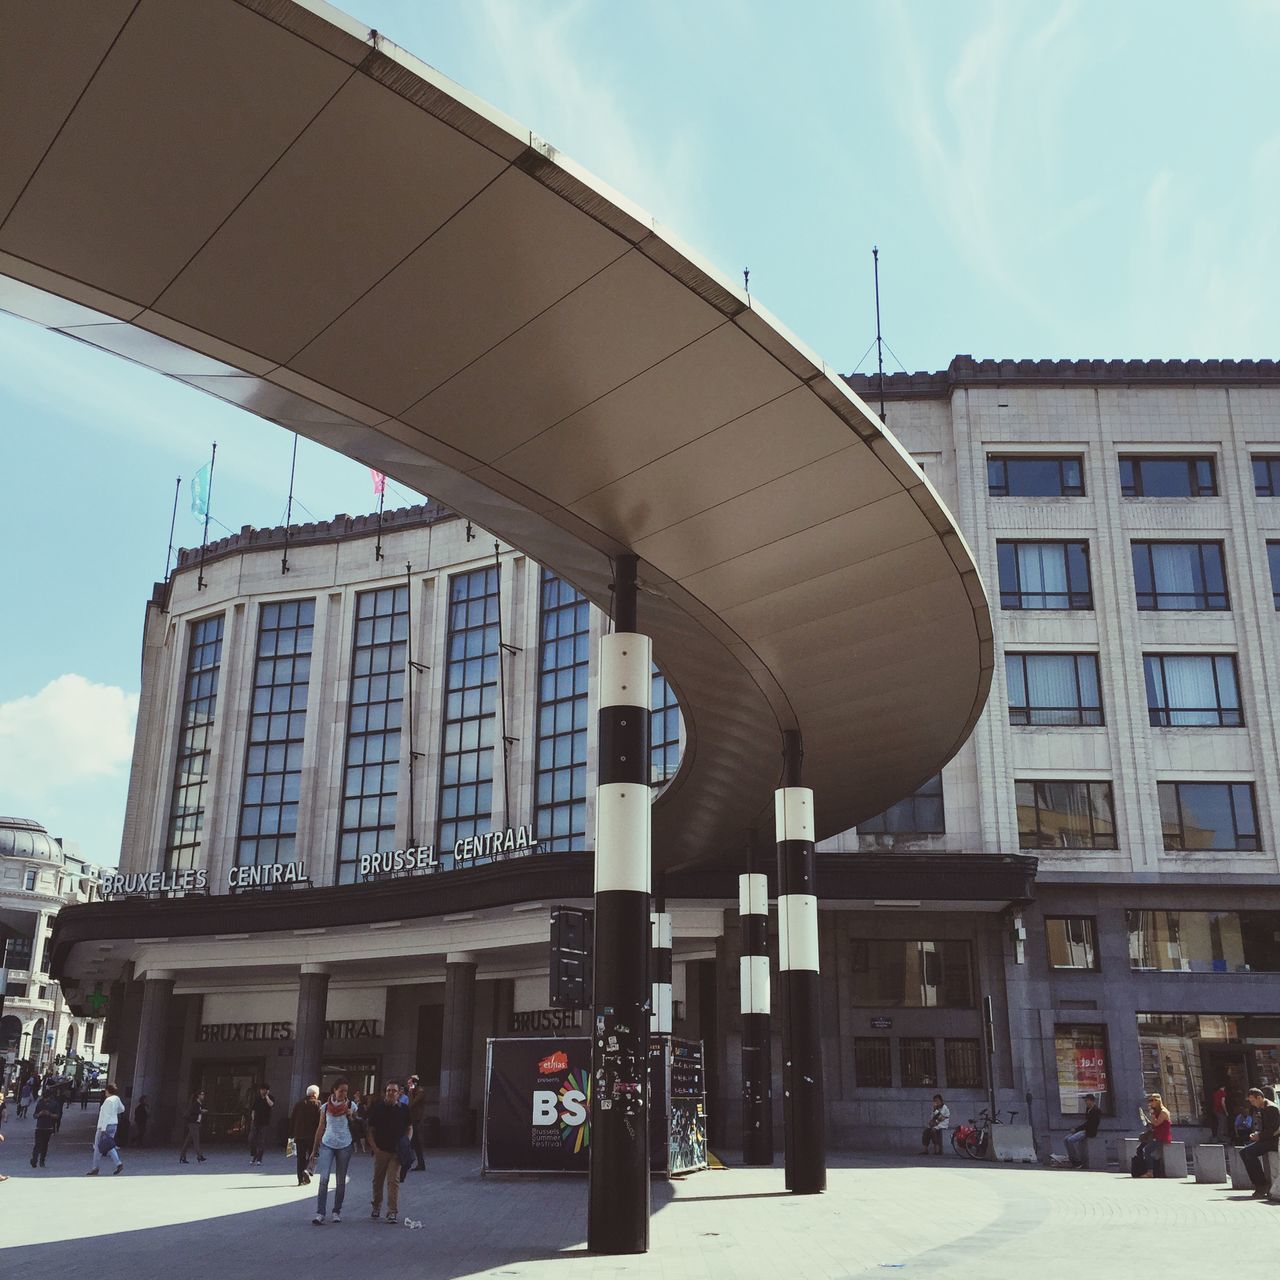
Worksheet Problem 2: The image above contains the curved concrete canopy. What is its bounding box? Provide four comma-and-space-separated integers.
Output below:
0, 0, 992, 871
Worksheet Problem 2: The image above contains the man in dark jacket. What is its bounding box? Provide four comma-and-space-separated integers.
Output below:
289, 1085, 320, 1185
248, 1084, 275, 1166
367, 1080, 413, 1223
30, 1090, 62, 1168
1065, 1093, 1102, 1168
1241, 1087, 1280, 1198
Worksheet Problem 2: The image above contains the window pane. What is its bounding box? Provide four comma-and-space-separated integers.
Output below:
1144, 653, 1241, 727
1054, 1025, 1111, 1114
944, 1039, 984, 1089
858, 774, 945, 835
1007, 653, 1102, 727
1047, 917, 1098, 969
1133, 542, 1228, 611
853, 1038, 892, 1087
986, 455, 1086, 497
850, 939, 973, 1007
998, 541, 1091, 610
901, 1037, 938, 1088
1120, 456, 1217, 498
1017, 780, 1115, 849
1159, 782, 1258, 850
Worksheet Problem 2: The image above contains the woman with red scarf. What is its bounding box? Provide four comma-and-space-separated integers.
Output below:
309, 1077, 356, 1224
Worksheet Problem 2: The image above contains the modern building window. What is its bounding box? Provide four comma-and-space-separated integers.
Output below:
1158, 781, 1259, 851
853, 1037, 892, 1088
1054, 1024, 1111, 1114
534, 571, 589, 853
1253, 456, 1280, 497
987, 455, 1085, 497
336, 586, 408, 884
651, 667, 681, 786
23, 869, 36, 891
1268, 542, 1280, 610
945, 1039, 984, 1089
1127, 910, 1280, 973
1131, 541, 1228, 611
1046, 916, 1099, 970
1143, 654, 1242, 727
164, 614, 224, 872
237, 600, 315, 870
858, 774, 945, 835
851, 939, 973, 1007
1006, 653, 1102, 726
1119, 455, 1217, 498
1016, 780, 1116, 849
996, 541, 1092, 610
901, 1037, 938, 1088
438, 566, 499, 853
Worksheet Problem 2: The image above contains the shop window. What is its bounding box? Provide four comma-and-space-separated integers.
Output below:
1015, 780, 1116, 850
858, 774, 945, 836
1144, 654, 1242, 727
1136, 1014, 1205, 1125
336, 587, 408, 884
534, 571, 589, 852
1006, 653, 1102, 726
901, 1038, 938, 1088
1046, 917, 1099, 970
1158, 781, 1259, 851
853, 1037, 892, 1087
1127, 909, 1280, 972
1119, 455, 1217, 498
651, 667, 682, 787
1131, 541, 1229, 611
996, 541, 1093, 610
164, 613, 224, 873
987, 455, 1085, 497
851, 939, 973, 1008
944, 1039, 984, 1089
1054, 1024, 1111, 1114
1254, 456, 1280, 497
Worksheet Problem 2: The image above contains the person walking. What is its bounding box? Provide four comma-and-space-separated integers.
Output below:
1240, 1086, 1280, 1199
30, 1088, 62, 1168
1065, 1093, 1102, 1167
289, 1085, 321, 1185
407, 1075, 428, 1171
919, 1094, 950, 1156
349, 1089, 368, 1154
17, 1079, 33, 1119
367, 1080, 413, 1223
132, 1095, 150, 1147
249, 1083, 274, 1166
178, 1090, 207, 1163
86, 1082, 125, 1175
309, 1077, 354, 1225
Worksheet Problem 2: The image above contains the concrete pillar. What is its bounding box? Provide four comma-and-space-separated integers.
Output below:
289, 965, 330, 1106
439, 954, 477, 1145
131, 970, 174, 1137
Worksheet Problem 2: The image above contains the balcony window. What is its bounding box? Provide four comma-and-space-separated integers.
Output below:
997, 541, 1092, 610
1016, 780, 1116, 849
1143, 654, 1242, 727
1253, 456, 1280, 496
987, 455, 1085, 497
1158, 781, 1259, 851
1046, 916, 1099, 970
1119, 455, 1217, 497
1006, 652, 1102, 726
1132, 542, 1228, 611
857, 774, 944, 836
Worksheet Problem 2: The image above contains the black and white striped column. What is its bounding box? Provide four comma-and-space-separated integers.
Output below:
740, 835, 773, 1166
588, 554, 651, 1255
650, 910, 672, 1036
776, 730, 826, 1194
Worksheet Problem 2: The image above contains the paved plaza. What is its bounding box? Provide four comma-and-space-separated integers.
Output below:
1, 1109, 1275, 1279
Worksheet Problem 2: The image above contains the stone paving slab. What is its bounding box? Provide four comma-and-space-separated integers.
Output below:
1, 1110, 1276, 1279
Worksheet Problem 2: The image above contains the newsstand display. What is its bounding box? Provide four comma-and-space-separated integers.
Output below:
649, 1036, 708, 1176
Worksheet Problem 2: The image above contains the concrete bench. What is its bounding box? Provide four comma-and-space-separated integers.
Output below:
1268, 1151, 1280, 1202
1225, 1144, 1255, 1190
989, 1124, 1037, 1163
1160, 1142, 1188, 1178
1193, 1144, 1227, 1184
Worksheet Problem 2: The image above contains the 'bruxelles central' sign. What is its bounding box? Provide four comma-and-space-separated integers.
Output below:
195, 1019, 380, 1043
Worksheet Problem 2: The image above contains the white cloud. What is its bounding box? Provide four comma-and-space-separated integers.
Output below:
0, 675, 138, 864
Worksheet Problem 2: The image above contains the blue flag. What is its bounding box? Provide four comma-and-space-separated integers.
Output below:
191, 462, 211, 520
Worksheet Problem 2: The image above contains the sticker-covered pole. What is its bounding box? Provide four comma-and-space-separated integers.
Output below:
588, 553, 651, 1254
740, 831, 773, 1165
776, 729, 826, 1194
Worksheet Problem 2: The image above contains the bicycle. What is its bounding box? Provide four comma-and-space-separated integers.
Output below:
951, 1108, 1019, 1159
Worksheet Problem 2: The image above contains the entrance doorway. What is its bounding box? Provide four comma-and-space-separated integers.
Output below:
321, 1058, 379, 1101
1201, 1044, 1250, 1135
192, 1059, 264, 1143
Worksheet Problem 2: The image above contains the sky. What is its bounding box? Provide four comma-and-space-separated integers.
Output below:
1, 0, 1278, 866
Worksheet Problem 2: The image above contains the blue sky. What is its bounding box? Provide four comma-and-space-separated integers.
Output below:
1, 0, 1277, 863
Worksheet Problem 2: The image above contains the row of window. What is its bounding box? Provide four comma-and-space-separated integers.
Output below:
1049, 910, 1280, 973
852, 1036, 983, 1089
987, 452, 1280, 500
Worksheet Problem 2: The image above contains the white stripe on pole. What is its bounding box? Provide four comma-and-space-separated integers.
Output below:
774, 787, 814, 842
777, 894, 819, 972
740, 954, 771, 1015
738, 872, 768, 917
599, 633, 651, 708
594, 784, 652, 893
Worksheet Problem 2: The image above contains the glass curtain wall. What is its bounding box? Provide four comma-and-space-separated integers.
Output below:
336, 586, 408, 883
236, 600, 314, 869
534, 570, 589, 852
438, 567, 499, 855
165, 614, 224, 871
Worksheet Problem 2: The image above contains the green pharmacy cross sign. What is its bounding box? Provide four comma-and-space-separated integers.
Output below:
85, 991, 109, 1016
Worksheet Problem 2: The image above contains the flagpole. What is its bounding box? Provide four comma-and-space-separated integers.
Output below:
282, 433, 298, 575
375, 486, 385, 562
164, 475, 181, 585
197, 441, 217, 592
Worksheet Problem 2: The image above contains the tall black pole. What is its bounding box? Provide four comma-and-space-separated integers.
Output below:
741, 829, 773, 1165
873, 246, 886, 423
493, 541, 513, 831
776, 729, 825, 1194
164, 476, 180, 585
650, 873, 672, 1037
281, 432, 298, 575
588, 552, 651, 1254
196, 442, 217, 592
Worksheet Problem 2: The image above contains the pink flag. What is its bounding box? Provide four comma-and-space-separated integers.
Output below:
370, 469, 385, 496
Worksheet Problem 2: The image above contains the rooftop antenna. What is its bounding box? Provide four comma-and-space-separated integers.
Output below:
743, 267, 750, 296
873, 246, 886, 422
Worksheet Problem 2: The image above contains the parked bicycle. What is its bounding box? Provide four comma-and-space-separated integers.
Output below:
951, 1108, 1019, 1159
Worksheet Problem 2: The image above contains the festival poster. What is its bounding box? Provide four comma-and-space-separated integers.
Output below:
483, 1037, 592, 1173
